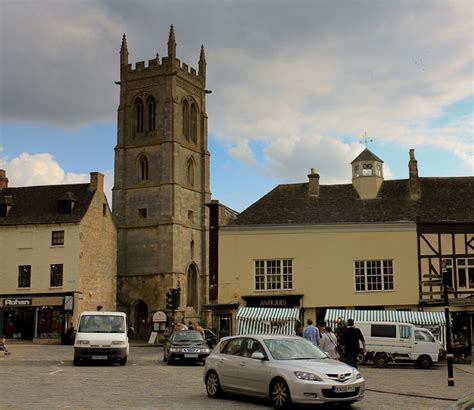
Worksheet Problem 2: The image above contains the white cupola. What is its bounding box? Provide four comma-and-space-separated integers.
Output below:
351, 148, 384, 199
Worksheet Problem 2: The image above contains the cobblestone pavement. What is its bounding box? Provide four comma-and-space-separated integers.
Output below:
1, 343, 473, 409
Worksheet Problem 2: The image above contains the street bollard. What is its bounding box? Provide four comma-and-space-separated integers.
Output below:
447, 353, 454, 387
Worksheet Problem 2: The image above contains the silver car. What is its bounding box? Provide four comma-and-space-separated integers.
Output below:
203, 335, 365, 408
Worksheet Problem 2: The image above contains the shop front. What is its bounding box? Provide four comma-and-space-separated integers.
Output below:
0, 294, 74, 344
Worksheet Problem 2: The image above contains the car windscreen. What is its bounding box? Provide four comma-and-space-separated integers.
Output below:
264, 338, 327, 360
172, 331, 204, 342
78, 315, 125, 333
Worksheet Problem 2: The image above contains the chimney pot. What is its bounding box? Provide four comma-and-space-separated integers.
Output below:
408, 149, 421, 200
308, 168, 320, 197
0, 169, 8, 189
90, 172, 104, 192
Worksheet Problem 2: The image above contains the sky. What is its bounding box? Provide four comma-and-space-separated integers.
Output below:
0, 0, 472, 212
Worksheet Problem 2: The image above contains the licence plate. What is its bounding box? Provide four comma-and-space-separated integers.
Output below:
184, 354, 198, 358
92, 355, 108, 360
333, 386, 356, 393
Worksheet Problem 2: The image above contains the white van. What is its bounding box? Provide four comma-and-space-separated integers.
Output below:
356, 321, 443, 369
73, 311, 129, 366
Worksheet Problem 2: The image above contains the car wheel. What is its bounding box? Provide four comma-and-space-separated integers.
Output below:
374, 353, 388, 368
205, 371, 223, 398
119, 357, 127, 366
270, 378, 292, 409
167, 355, 174, 365
417, 356, 433, 369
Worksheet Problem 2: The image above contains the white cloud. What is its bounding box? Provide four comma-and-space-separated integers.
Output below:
228, 139, 256, 166
0, 152, 114, 204
1, 0, 472, 180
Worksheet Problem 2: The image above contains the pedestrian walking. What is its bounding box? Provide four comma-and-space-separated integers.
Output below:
303, 319, 320, 346
319, 326, 339, 359
194, 321, 205, 337
341, 319, 366, 368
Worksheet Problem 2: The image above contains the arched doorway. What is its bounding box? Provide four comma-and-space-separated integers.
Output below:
187, 264, 198, 311
134, 300, 149, 340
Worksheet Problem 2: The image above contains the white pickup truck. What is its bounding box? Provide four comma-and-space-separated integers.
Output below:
356, 321, 444, 369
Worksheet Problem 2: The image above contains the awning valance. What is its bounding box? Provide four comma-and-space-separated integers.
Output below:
324, 309, 447, 348
324, 309, 445, 326
236, 307, 300, 336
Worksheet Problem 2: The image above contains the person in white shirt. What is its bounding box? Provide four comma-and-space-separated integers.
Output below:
319, 326, 339, 359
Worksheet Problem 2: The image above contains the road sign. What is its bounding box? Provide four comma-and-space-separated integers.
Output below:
421, 280, 443, 286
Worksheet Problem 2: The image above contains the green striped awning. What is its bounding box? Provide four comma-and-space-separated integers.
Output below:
324, 309, 447, 347
324, 309, 445, 326
236, 307, 300, 336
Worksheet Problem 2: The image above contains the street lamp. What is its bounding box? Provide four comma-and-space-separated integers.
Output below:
442, 260, 454, 387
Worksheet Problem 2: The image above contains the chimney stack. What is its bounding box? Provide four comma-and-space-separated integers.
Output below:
90, 172, 104, 192
0, 169, 8, 189
308, 168, 320, 197
408, 149, 420, 200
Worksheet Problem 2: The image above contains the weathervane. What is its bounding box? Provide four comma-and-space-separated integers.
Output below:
359, 132, 373, 148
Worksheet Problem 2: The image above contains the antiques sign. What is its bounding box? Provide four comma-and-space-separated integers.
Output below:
243, 295, 302, 308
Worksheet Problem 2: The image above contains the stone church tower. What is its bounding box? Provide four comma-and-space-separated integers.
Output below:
113, 26, 211, 338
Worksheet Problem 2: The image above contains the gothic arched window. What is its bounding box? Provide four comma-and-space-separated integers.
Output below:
135, 98, 144, 134
182, 99, 190, 140
139, 155, 149, 181
190, 102, 197, 144
147, 96, 156, 131
186, 158, 194, 186
187, 264, 198, 309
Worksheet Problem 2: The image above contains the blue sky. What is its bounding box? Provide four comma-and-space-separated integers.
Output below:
0, 1, 472, 212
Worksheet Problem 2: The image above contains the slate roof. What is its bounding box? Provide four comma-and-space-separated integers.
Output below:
232, 177, 474, 226
351, 148, 384, 164
0, 183, 95, 226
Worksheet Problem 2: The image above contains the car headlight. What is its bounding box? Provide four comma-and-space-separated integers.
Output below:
354, 370, 362, 379
112, 341, 125, 346
170, 347, 180, 353
202, 348, 211, 353
77, 340, 90, 345
294, 371, 323, 381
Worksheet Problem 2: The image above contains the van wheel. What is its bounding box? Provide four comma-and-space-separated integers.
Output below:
356, 352, 366, 366
374, 353, 388, 368
417, 356, 432, 369
119, 357, 127, 366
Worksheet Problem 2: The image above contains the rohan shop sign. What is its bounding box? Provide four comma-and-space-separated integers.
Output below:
3, 298, 32, 306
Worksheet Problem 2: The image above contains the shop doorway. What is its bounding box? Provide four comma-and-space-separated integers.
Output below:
1, 307, 34, 340
212, 314, 232, 340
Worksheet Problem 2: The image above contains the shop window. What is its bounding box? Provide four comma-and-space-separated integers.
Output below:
37, 306, 63, 339
50, 264, 63, 287
51, 230, 64, 246
18, 265, 31, 288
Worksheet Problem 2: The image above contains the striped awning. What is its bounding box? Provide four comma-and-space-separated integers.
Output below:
324, 309, 447, 348
324, 309, 445, 326
236, 307, 300, 336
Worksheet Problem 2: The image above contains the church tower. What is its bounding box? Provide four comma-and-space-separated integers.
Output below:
113, 27, 211, 338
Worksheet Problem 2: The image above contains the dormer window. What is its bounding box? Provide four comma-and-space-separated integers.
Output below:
57, 192, 76, 214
